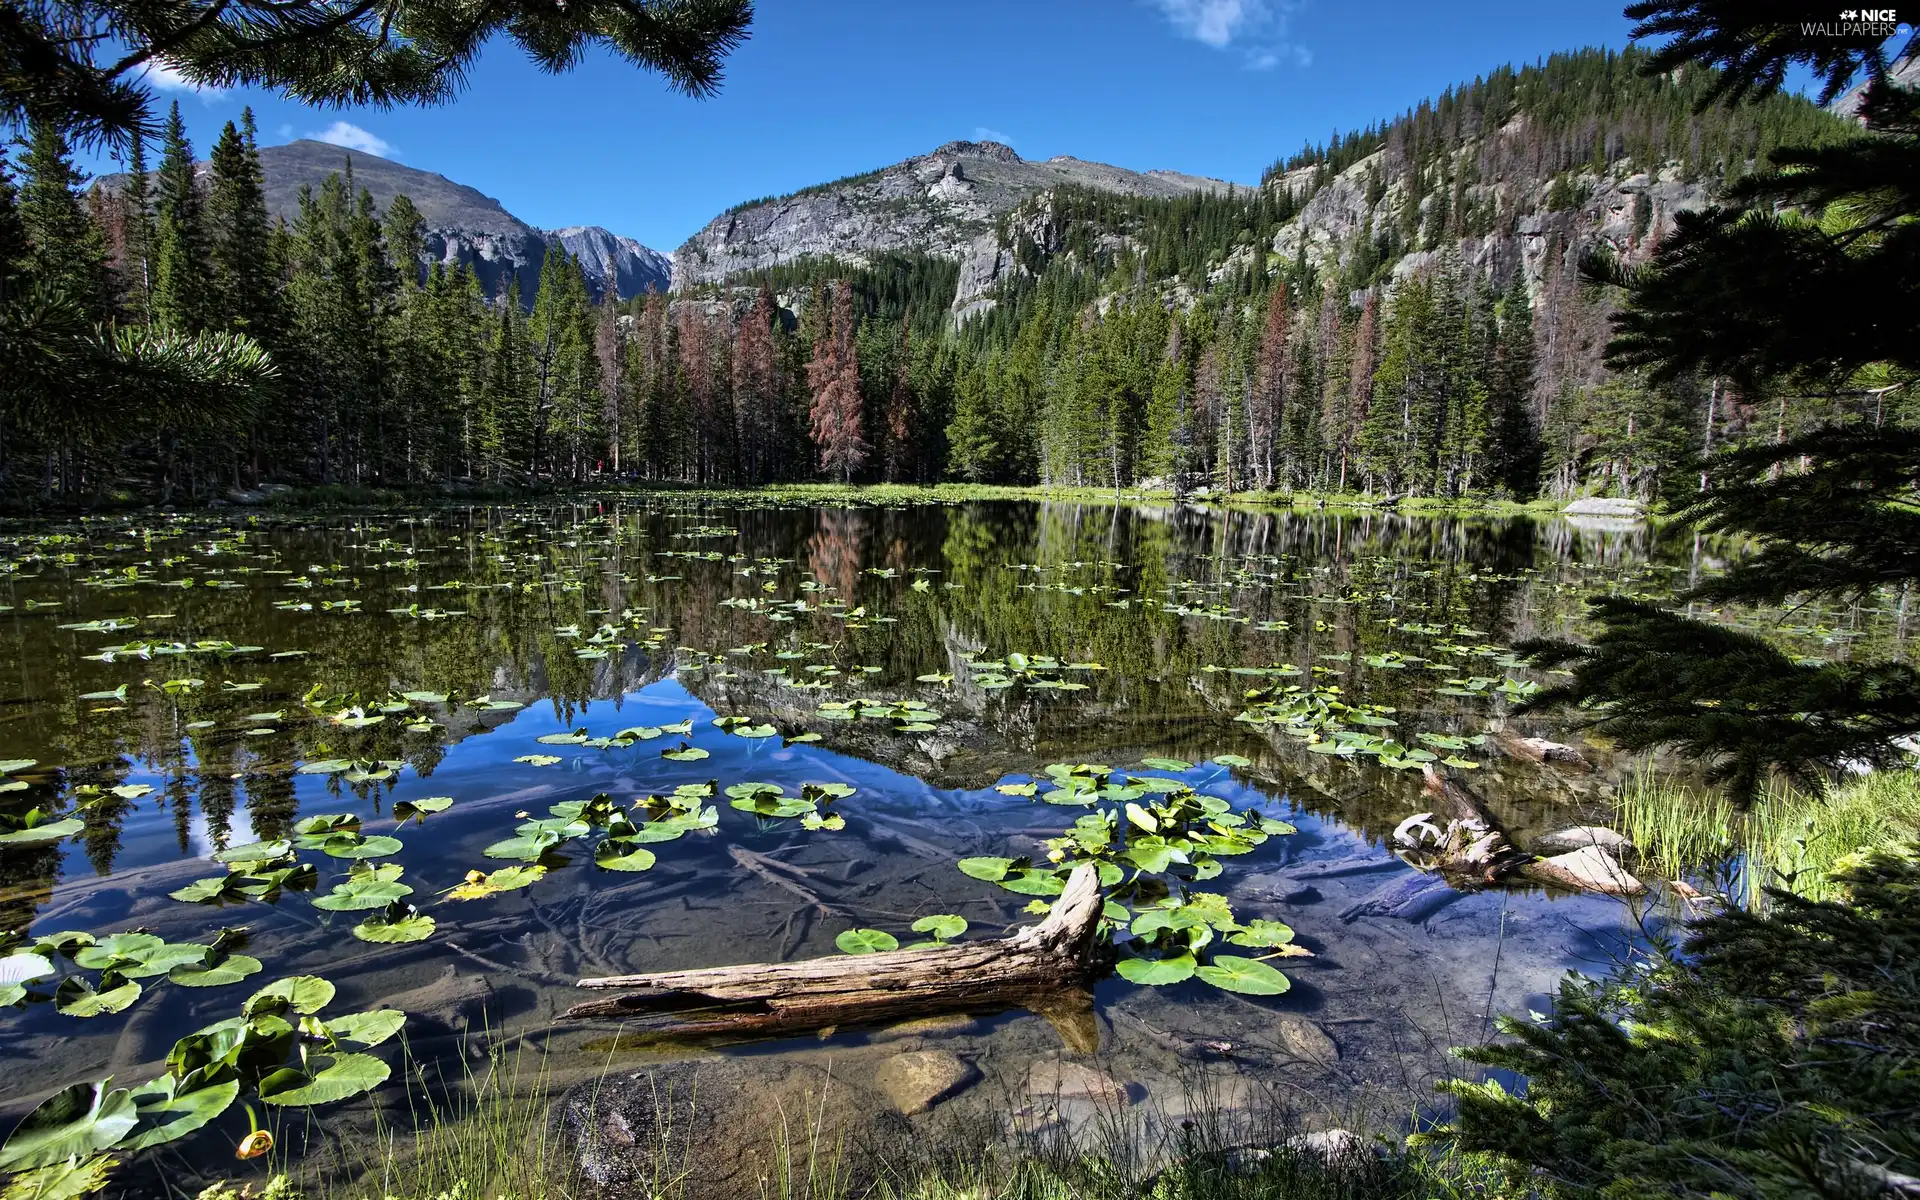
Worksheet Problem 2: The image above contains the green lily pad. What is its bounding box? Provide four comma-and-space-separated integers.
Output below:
245, 975, 336, 1016
0, 1079, 138, 1170
1140, 757, 1193, 771
392, 796, 453, 822
909, 914, 967, 941
258, 1052, 391, 1106
957, 857, 1014, 882
0, 816, 83, 846
54, 975, 142, 1017
123, 1077, 239, 1150
593, 842, 657, 872
351, 902, 435, 944
1195, 955, 1291, 995
1117, 954, 1198, 985
325, 1008, 407, 1048
167, 952, 263, 988
835, 928, 899, 955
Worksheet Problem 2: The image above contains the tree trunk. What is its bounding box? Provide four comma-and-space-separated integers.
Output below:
565, 863, 1107, 1037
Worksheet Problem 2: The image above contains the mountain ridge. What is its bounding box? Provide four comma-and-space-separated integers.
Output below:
670, 140, 1244, 293
99, 139, 671, 303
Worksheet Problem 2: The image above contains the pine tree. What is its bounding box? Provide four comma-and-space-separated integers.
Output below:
149, 102, 207, 332
15, 119, 108, 316
883, 318, 916, 482
1520, 5, 1920, 798
206, 113, 277, 342
809, 281, 868, 481
118, 133, 155, 321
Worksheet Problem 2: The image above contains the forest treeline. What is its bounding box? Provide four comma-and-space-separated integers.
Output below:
0, 46, 1898, 504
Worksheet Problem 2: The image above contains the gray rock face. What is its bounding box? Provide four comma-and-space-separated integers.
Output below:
545, 225, 673, 300
672, 141, 1237, 294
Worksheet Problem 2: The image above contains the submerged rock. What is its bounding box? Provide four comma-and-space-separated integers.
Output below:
1536, 825, 1633, 854
1273, 1015, 1340, 1065
874, 1049, 978, 1114
554, 1056, 909, 1198
1536, 844, 1646, 895
1026, 1059, 1128, 1105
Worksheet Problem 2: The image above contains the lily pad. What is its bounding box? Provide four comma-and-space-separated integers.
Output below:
167, 952, 263, 988
0, 1079, 138, 1170
257, 1053, 391, 1107
593, 842, 657, 872
445, 865, 547, 900
351, 902, 435, 944
835, 928, 899, 955
1195, 955, 1291, 995
245, 975, 336, 1016
1117, 954, 1198, 985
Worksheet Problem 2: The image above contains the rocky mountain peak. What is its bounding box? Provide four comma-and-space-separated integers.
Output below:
927, 140, 1021, 163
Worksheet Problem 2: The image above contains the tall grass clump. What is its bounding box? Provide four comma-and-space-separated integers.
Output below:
1614, 763, 1920, 904
299, 1040, 579, 1200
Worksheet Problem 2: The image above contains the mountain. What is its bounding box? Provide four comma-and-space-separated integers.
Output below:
545, 225, 674, 301
671, 140, 1241, 294
104, 140, 670, 303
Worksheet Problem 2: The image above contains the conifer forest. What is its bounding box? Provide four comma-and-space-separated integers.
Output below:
1, 47, 1894, 505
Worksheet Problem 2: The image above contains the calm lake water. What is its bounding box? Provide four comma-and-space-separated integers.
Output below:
0, 497, 1870, 1191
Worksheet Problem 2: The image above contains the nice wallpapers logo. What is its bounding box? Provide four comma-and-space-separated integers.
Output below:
1807, 6, 1909, 35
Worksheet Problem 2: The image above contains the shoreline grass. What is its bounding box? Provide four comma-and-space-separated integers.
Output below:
1614, 764, 1920, 905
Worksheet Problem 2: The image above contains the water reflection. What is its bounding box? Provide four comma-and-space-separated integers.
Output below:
0, 498, 1893, 1189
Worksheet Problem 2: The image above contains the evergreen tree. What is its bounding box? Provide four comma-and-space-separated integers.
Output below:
206, 111, 278, 343
15, 119, 108, 315
1520, 5, 1920, 798
118, 133, 154, 321
149, 101, 205, 332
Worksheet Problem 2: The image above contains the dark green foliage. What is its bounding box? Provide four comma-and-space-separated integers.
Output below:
1260, 45, 1853, 190
1439, 847, 1920, 1198
1624, 0, 1911, 106
1519, 598, 1920, 798
1679, 426, 1920, 606
1, 0, 753, 150
1522, 8, 1920, 795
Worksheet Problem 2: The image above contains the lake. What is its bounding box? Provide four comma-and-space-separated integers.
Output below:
0, 497, 1791, 1192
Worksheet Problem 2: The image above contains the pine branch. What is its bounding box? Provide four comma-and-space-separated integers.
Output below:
1519, 598, 1920, 800
1676, 426, 1920, 606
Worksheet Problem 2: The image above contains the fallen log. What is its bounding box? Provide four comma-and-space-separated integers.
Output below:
1392, 766, 1644, 897
564, 862, 1107, 1037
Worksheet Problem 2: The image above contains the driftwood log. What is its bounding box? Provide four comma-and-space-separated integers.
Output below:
1349, 766, 1643, 920
564, 862, 1107, 1039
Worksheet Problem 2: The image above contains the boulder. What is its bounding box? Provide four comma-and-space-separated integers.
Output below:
1273, 1015, 1340, 1065
1026, 1059, 1128, 1105
1536, 826, 1633, 855
873, 1050, 978, 1115
1534, 844, 1646, 896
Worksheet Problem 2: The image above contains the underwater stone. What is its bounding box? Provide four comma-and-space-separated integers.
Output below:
874, 1049, 978, 1114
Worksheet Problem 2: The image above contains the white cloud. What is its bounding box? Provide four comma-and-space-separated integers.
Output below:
277, 123, 294, 139
1148, 0, 1309, 68
141, 59, 225, 99
306, 121, 397, 158
972, 126, 1015, 146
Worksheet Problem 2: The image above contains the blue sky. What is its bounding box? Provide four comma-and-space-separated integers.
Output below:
116, 0, 1638, 251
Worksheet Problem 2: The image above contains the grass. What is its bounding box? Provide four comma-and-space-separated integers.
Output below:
201, 1047, 1501, 1200
1614, 764, 1920, 905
